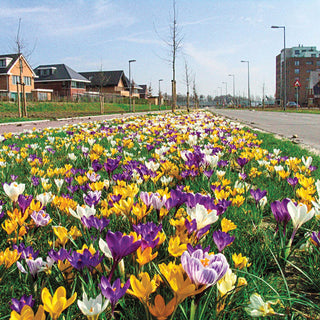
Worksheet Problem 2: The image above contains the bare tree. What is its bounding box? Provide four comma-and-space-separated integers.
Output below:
170, 0, 183, 112
14, 18, 36, 118
193, 77, 199, 110
184, 60, 191, 113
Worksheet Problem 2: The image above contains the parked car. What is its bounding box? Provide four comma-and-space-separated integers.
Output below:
286, 101, 300, 108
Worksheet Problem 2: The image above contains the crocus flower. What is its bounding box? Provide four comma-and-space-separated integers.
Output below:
186, 204, 219, 229
30, 210, 51, 227
3, 182, 25, 202
17, 194, 33, 213
245, 293, 277, 317
250, 188, 267, 204
9, 305, 45, 320
11, 294, 34, 313
310, 230, 320, 247
212, 230, 235, 252
42, 286, 77, 320
148, 294, 176, 320
77, 292, 109, 320
104, 157, 121, 174
287, 177, 298, 187
181, 249, 229, 288
270, 199, 291, 234
236, 157, 248, 168
67, 249, 103, 270
69, 204, 96, 220
81, 215, 109, 232
84, 190, 101, 207
17, 257, 44, 278
127, 272, 158, 304
105, 230, 141, 263
287, 201, 315, 246
100, 277, 130, 316
48, 248, 70, 262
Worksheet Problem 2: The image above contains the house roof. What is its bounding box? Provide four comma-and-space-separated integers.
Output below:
0, 53, 36, 77
138, 84, 147, 94
79, 70, 129, 87
34, 64, 90, 83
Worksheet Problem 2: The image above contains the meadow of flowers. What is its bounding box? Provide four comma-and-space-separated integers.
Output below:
0, 111, 319, 319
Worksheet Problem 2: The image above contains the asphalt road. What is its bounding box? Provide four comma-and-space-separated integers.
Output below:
210, 108, 320, 154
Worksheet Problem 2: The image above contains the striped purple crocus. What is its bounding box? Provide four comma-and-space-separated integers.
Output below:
181, 249, 229, 288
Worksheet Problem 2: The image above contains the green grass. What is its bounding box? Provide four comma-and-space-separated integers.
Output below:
0, 101, 171, 122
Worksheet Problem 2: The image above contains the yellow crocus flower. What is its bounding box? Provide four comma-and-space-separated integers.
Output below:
168, 236, 187, 257
0, 248, 20, 268
52, 226, 69, 247
41, 286, 77, 320
232, 252, 251, 269
127, 272, 158, 303
10, 305, 45, 320
221, 218, 237, 233
136, 246, 158, 266
148, 294, 177, 320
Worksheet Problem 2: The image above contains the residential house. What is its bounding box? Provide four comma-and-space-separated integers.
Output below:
138, 84, 148, 99
34, 64, 90, 99
307, 71, 320, 106
0, 53, 37, 101
79, 70, 140, 98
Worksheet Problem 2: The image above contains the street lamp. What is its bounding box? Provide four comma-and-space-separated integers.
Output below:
241, 60, 251, 107
158, 79, 163, 110
129, 59, 136, 112
218, 87, 222, 106
228, 74, 235, 106
222, 81, 228, 107
271, 25, 286, 110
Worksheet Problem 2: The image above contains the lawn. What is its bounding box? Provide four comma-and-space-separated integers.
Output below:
0, 111, 319, 319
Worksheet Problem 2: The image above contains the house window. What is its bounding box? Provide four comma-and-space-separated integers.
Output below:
295, 50, 300, 55
71, 81, 77, 88
24, 76, 31, 86
306, 61, 313, 65
294, 61, 299, 66
316, 60, 320, 66
0, 60, 5, 67
311, 54, 316, 57
12, 75, 20, 85
294, 69, 300, 74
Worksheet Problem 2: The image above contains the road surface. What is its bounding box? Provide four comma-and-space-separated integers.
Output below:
210, 108, 320, 154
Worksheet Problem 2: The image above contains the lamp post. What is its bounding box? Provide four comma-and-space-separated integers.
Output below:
271, 25, 286, 110
241, 60, 251, 108
158, 79, 163, 110
129, 59, 136, 112
218, 87, 222, 106
222, 81, 228, 106
228, 74, 235, 106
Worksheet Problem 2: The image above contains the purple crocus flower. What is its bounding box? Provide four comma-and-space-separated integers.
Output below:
270, 198, 291, 234
104, 157, 121, 174
92, 160, 103, 172
100, 277, 130, 316
140, 191, 153, 207
11, 295, 34, 313
105, 231, 141, 263
18, 194, 33, 213
30, 210, 51, 227
11, 175, 18, 181
132, 222, 162, 249
239, 173, 247, 180
17, 258, 43, 278
203, 170, 214, 178
287, 177, 298, 187
310, 230, 320, 247
181, 249, 229, 287
67, 249, 103, 270
187, 243, 210, 254
31, 176, 40, 187
13, 243, 39, 260
83, 190, 101, 207
236, 157, 249, 168
212, 230, 235, 252
48, 248, 70, 262
81, 215, 110, 232
250, 188, 267, 203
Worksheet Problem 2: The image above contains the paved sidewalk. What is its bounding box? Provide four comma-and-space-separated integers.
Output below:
0, 111, 167, 135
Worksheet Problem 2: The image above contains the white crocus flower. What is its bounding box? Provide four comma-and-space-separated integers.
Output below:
145, 161, 160, 172
186, 204, 218, 229
36, 192, 54, 206
245, 293, 277, 317
69, 205, 96, 220
98, 238, 113, 259
204, 154, 219, 169
54, 179, 64, 190
287, 201, 315, 232
3, 182, 25, 202
259, 196, 268, 210
68, 153, 77, 161
160, 175, 173, 186
302, 156, 312, 169
77, 292, 109, 319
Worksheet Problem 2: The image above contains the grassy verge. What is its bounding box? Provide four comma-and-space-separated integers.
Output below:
0, 101, 171, 123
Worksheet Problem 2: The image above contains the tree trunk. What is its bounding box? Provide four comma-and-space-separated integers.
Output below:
17, 83, 22, 118
22, 83, 27, 117
171, 80, 176, 112
187, 91, 190, 113
100, 93, 104, 114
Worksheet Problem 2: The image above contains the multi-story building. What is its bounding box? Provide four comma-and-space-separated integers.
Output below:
275, 45, 320, 107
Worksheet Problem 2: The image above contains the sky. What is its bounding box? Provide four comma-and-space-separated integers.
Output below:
1, 0, 320, 100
